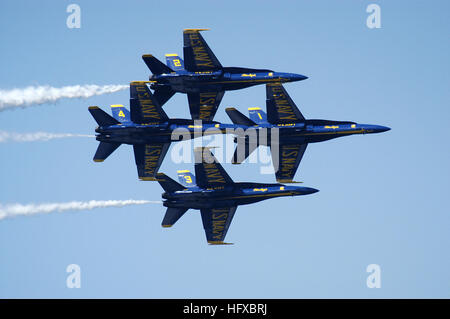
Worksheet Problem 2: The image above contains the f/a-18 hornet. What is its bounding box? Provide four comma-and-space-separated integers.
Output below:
226, 83, 391, 183
142, 29, 308, 121
155, 147, 318, 244
89, 81, 226, 180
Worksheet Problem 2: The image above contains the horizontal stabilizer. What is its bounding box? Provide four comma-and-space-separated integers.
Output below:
155, 173, 185, 192
142, 54, 173, 75
93, 142, 121, 162
89, 106, 120, 126
161, 207, 189, 228
225, 108, 256, 126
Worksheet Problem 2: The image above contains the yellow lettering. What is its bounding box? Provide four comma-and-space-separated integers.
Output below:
143, 145, 163, 175
184, 175, 192, 183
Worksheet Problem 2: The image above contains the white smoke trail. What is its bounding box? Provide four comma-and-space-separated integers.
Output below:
0, 200, 161, 221
0, 131, 94, 143
0, 84, 128, 111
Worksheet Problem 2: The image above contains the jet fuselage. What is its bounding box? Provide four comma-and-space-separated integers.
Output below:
150, 69, 307, 94
161, 182, 318, 209
232, 120, 391, 145
94, 119, 389, 146
94, 120, 227, 145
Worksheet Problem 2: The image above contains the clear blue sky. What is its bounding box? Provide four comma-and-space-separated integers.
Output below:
0, 0, 449, 298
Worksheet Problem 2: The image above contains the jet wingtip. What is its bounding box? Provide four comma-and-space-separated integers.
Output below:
277, 179, 303, 184
184, 28, 210, 32
208, 241, 234, 245
139, 176, 159, 181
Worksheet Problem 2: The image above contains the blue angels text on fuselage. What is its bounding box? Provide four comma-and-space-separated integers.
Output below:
142, 29, 308, 121
226, 83, 391, 183
156, 147, 319, 244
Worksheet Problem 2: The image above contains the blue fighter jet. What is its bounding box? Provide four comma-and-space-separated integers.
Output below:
156, 147, 319, 245
226, 83, 391, 183
89, 81, 234, 180
142, 29, 308, 121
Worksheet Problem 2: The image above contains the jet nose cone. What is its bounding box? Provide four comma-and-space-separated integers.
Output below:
377, 125, 391, 133
293, 187, 319, 195
362, 124, 391, 134
303, 187, 319, 195
291, 74, 308, 82
369, 125, 391, 133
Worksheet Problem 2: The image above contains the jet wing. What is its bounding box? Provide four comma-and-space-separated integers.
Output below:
134, 143, 171, 180
153, 86, 176, 107
130, 82, 169, 123
271, 143, 308, 183
200, 206, 237, 244
194, 147, 234, 188
183, 29, 222, 72
266, 83, 305, 124
187, 91, 224, 121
